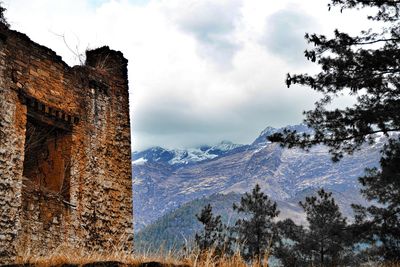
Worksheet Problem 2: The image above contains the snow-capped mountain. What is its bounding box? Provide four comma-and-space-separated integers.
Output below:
251, 123, 312, 146
132, 141, 246, 166
132, 124, 383, 231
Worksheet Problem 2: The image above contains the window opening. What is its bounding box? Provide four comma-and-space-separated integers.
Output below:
23, 114, 72, 198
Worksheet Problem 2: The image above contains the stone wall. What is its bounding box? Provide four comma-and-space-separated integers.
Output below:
0, 23, 133, 263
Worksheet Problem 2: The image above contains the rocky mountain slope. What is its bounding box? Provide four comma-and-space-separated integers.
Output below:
132, 124, 383, 232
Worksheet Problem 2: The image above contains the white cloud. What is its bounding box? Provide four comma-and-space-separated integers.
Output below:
2, 0, 373, 150
160, 0, 242, 68
262, 5, 317, 64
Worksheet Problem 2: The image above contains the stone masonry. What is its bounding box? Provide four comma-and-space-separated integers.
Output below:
0, 23, 133, 263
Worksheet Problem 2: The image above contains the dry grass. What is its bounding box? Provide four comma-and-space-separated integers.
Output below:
14, 244, 185, 267
12, 244, 268, 267
188, 251, 268, 267
11, 244, 400, 267
378, 264, 400, 267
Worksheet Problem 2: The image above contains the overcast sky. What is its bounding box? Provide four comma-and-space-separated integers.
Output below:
3, 0, 374, 150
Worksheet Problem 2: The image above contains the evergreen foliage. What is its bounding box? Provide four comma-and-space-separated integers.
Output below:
267, 0, 400, 162
194, 204, 227, 256
232, 184, 279, 262
135, 193, 242, 253
275, 219, 309, 267
193, 188, 359, 266
352, 138, 400, 261
0, 2, 9, 28
275, 190, 353, 267
299, 189, 352, 266
267, 0, 400, 262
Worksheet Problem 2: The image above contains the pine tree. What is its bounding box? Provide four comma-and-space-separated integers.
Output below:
233, 184, 279, 263
195, 204, 227, 256
275, 191, 357, 267
266, 0, 400, 261
0, 2, 9, 28
275, 219, 309, 267
268, 0, 400, 162
352, 138, 400, 261
299, 189, 352, 266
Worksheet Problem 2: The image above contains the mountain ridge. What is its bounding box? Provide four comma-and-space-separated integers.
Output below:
132, 124, 382, 231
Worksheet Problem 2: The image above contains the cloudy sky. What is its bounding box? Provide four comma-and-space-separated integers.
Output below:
2, 0, 373, 150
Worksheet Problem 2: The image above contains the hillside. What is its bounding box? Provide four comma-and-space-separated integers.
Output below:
135, 187, 369, 251
135, 193, 242, 251
132, 124, 383, 232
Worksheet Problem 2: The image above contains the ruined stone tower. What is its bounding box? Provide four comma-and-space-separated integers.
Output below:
0, 24, 133, 263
